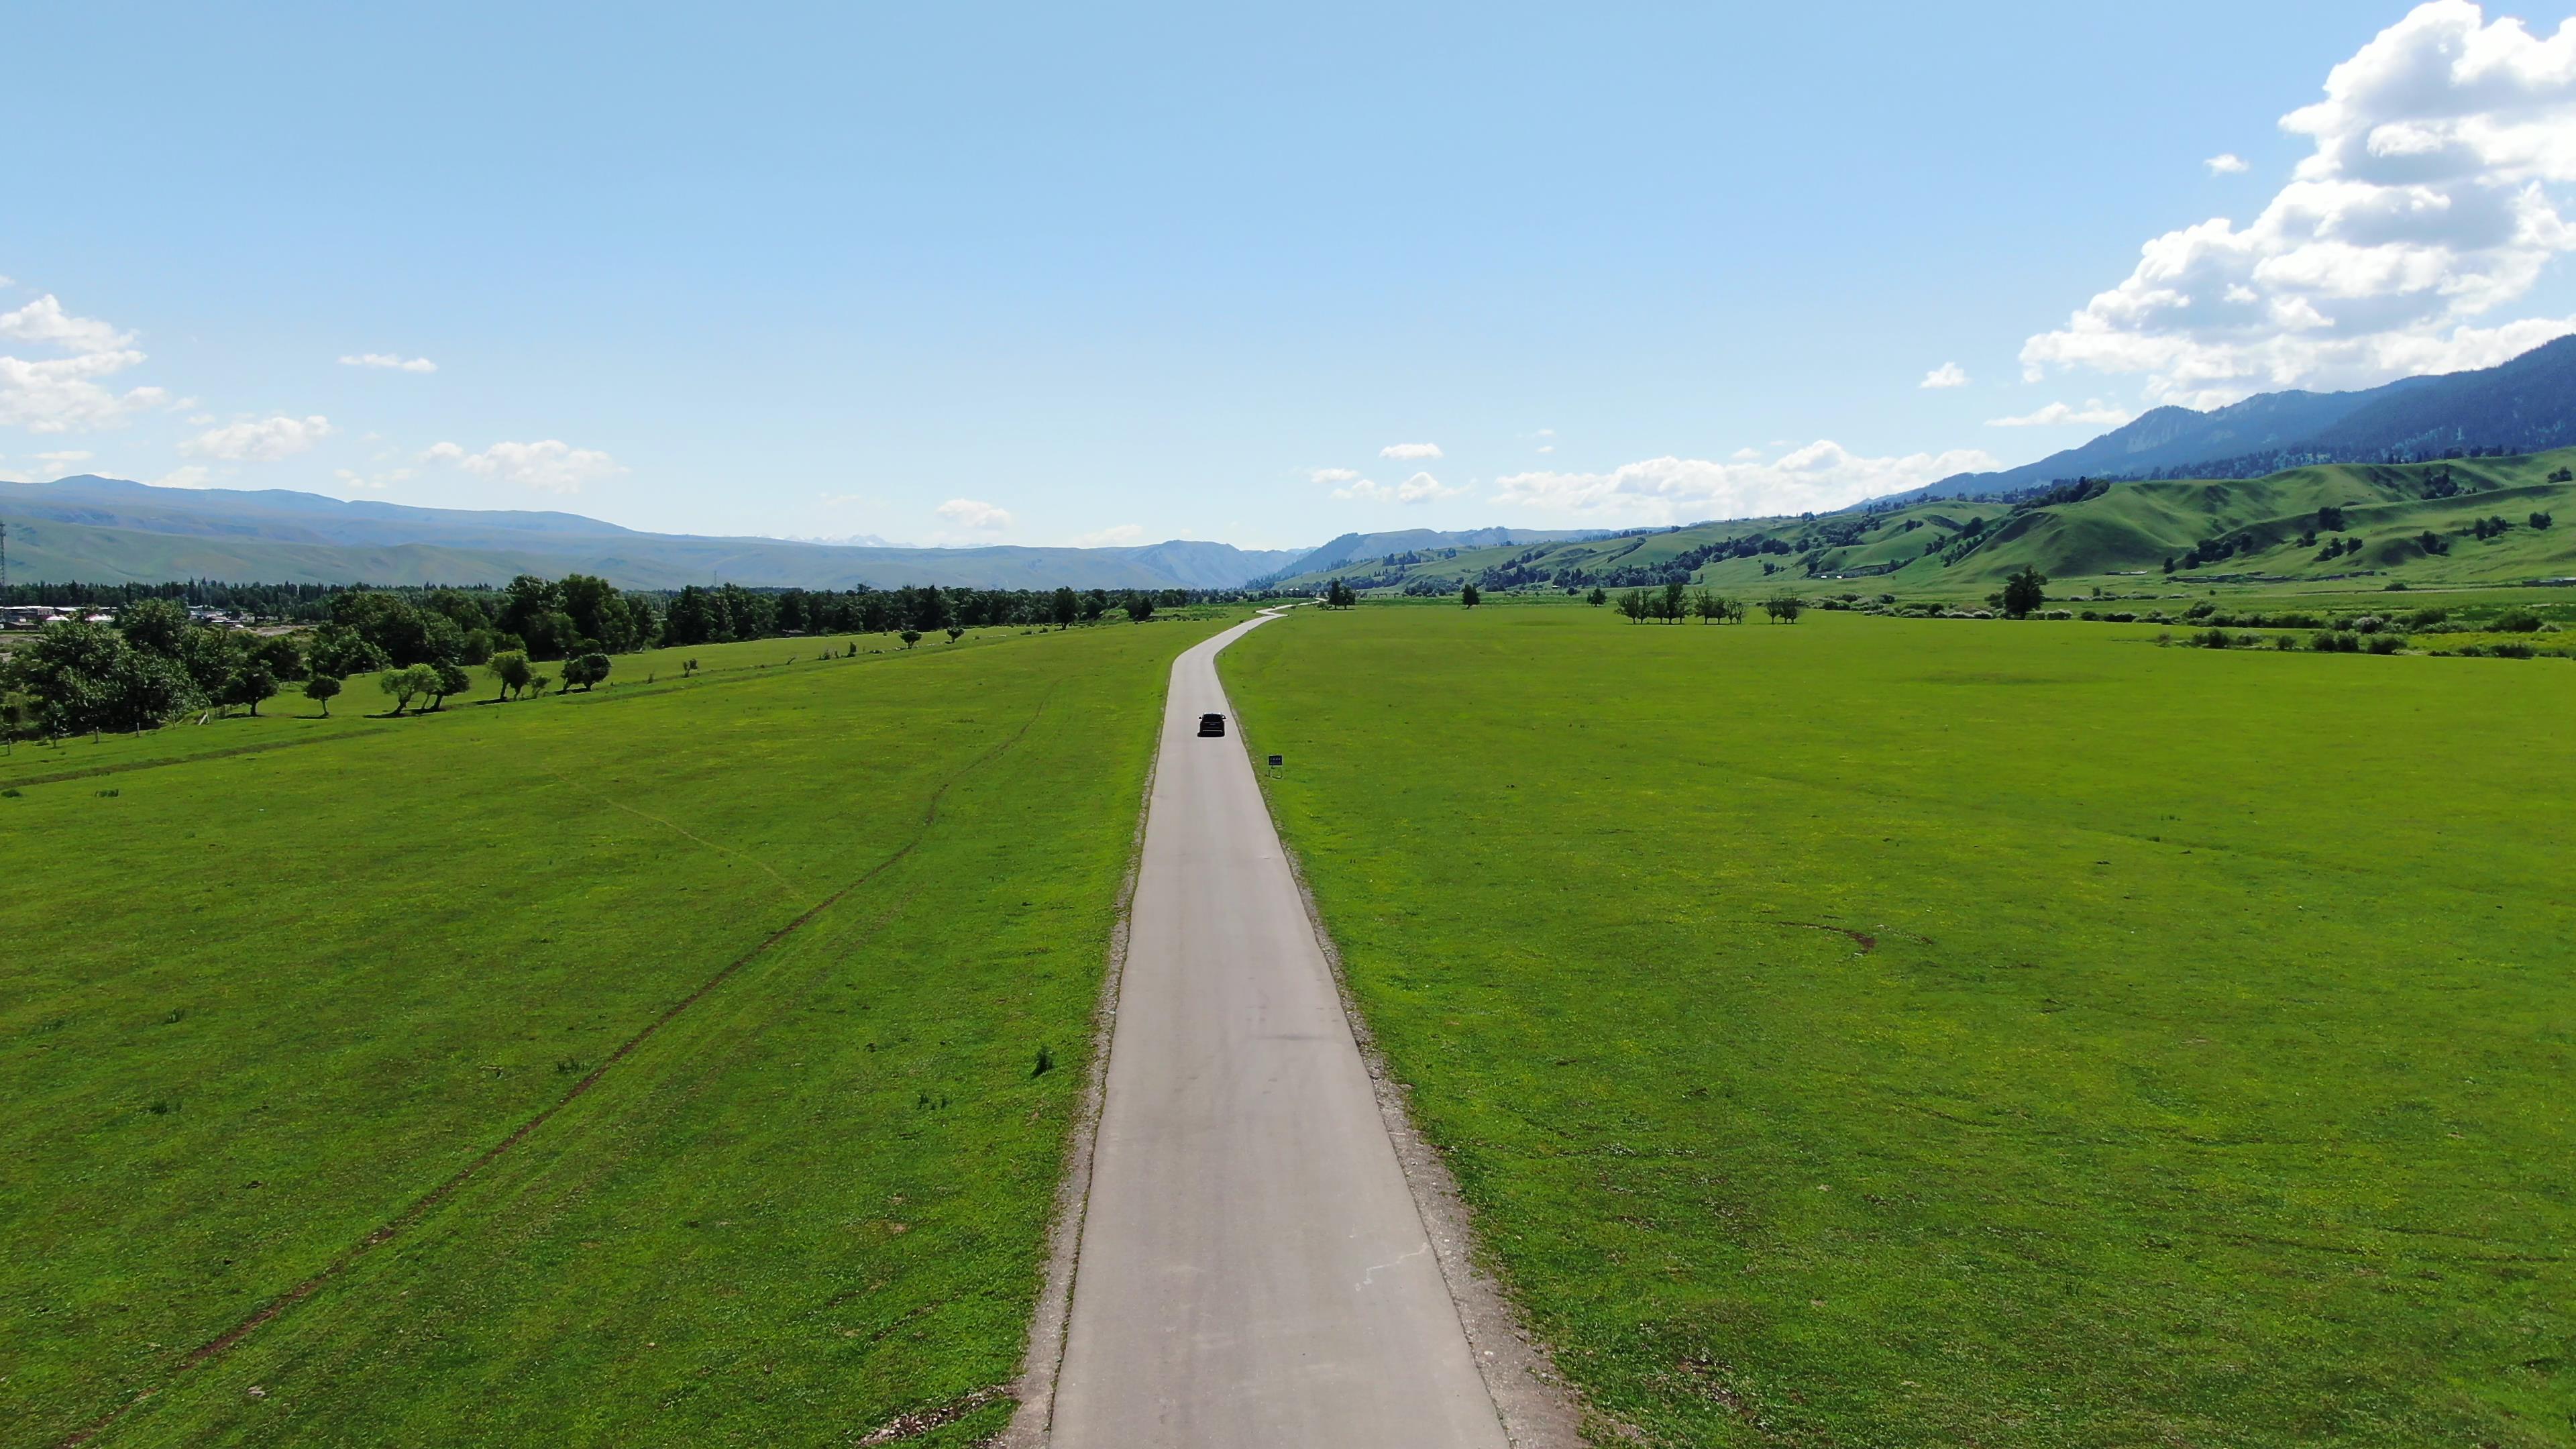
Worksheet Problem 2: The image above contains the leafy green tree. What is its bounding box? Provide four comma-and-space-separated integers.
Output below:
564, 653, 612, 691
428, 660, 473, 709
246, 632, 307, 682
1124, 594, 1156, 622
379, 665, 427, 714
945, 625, 967, 643
115, 598, 193, 657
304, 625, 389, 679
221, 660, 278, 716
1617, 589, 1649, 623
1762, 593, 1805, 623
303, 674, 342, 717
6, 621, 199, 734
1051, 587, 1081, 629
2532, 511, 2555, 529
488, 649, 534, 700
1586, 586, 1607, 607
900, 629, 922, 649
1660, 580, 1688, 623
173, 627, 242, 702
2000, 566, 2049, 618
1460, 583, 1481, 608
1690, 588, 1723, 623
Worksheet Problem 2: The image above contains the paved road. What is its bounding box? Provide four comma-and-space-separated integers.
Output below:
1049, 612, 1509, 1448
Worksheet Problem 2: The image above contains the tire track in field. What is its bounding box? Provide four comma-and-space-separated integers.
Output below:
541, 767, 799, 892
56, 690, 1057, 1449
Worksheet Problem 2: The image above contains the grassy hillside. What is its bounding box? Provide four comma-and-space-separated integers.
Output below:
1, 616, 1221, 1447
1275, 449, 2576, 601
1222, 604, 2575, 1447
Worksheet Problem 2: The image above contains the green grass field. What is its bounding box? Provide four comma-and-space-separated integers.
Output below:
2, 617, 1222, 1447
1222, 603, 2576, 1446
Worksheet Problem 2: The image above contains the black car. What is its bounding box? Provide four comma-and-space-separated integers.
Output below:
1198, 713, 1226, 737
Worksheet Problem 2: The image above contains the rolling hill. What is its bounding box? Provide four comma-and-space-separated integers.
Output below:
1896, 333, 2576, 502
0, 476, 1309, 590
1279, 449, 2576, 598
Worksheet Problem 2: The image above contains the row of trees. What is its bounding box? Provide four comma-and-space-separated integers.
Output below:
3, 573, 1223, 739
3, 600, 313, 735
1609, 582, 1803, 623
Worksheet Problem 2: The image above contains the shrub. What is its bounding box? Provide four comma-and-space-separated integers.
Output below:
2405, 607, 2449, 629
2271, 633, 2298, 651
2078, 609, 2102, 621
2489, 608, 2542, 633
2106, 611, 2137, 623
2489, 641, 2537, 659
2366, 634, 2406, 654
2349, 615, 2385, 635
2195, 628, 2234, 649
2041, 609, 2074, 621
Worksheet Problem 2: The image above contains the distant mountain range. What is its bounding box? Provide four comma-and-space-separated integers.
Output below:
0, 475, 1603, 593
1892, 333, 2576, 504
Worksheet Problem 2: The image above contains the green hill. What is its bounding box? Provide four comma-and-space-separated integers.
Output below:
1278, 449, 2576, 598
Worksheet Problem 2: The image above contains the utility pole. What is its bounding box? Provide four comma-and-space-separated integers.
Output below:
1, 519, 9, 593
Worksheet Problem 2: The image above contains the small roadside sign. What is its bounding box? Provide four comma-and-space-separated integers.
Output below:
1267, 754, 1283, 767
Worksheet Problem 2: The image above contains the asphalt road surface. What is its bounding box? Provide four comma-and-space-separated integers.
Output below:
1048, 612, 1509, 1448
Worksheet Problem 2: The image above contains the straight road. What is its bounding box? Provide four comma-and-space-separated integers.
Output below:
1048, 612, 1509, 1448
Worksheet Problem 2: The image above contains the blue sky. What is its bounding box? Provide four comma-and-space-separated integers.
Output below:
9, 1, 2576, 547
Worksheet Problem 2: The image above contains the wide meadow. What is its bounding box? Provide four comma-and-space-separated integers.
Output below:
1223, 601, 2575, 1448
1, 618, 1222, 1448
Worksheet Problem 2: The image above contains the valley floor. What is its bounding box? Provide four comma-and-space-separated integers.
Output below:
1222, 603, 2576, 1447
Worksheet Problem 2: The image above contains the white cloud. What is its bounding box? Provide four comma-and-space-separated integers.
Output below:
335, 466, 414, 492
1491, 441, 2003, 524
1379, 442, 1443, 460
1537, 445, 1554, 453
0, 292, 166, 433
1920, 361, 1971, 388
152, 466, 215, 490
339, 352, 437, 373
0, 294, 133, 353
2206, 152, 2251, 174
934, 497, 1013, 532
183, 414, 333, 462
1309, 467, 1362, 484
1332, 470, 1470, 504
2025, 2, 2576, 407
1071, 523, 1146, 547
1985, 399, 2137, 427
34, 449, 93, 475
1730, 446, 1762, 460
426, 438, 624, 494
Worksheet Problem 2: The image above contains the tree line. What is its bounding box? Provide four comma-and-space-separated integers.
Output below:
1, 574, 1228, 739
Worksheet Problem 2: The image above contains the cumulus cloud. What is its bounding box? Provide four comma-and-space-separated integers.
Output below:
2025, 2, 2576, 407
934, 497, 1013, 532
339, 353, 437, 373
1379, 442, 1443, 460
35, 448, 94, 475
1309, 467, 1363, 484
1491, 441, 2003, 523
1920, 361, 1971, 388
1332, 470, 1472, 504
2206, 152, 2251, 174
1071, 523, 1146, 547
335, 466, 415, 492
183, 414, 333, 462
0, 292, 167, 433
426, 438, 625, 494
1986, 399, 2136, 427
152, 466, 215, 490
